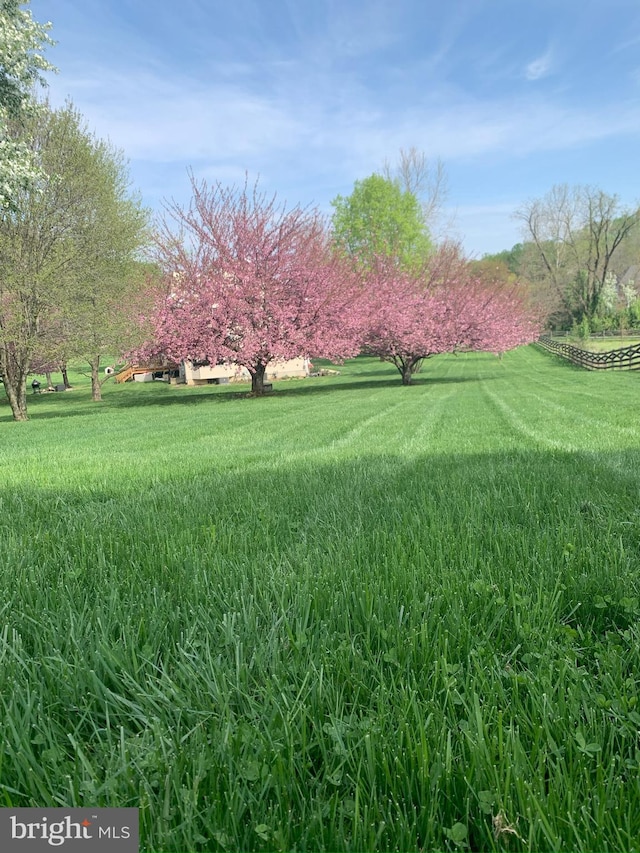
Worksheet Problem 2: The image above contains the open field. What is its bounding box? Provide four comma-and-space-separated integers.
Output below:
554, 335, 640, 352
1, 348, 640, 852
581, 336, 640, 351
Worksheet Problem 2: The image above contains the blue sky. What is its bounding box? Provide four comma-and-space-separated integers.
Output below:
30, 0, 640, 256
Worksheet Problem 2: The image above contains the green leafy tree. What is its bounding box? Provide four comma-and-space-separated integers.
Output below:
0, 0, 55, 211
467, 256, 516, 287
331, 173, 432, 271
0, 102, 149, 419
61, 141, 150, 401
69, 259, 154, 403
480, 244, 525, 277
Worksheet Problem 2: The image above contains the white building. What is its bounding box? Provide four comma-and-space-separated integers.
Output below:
179, 358, 310, 386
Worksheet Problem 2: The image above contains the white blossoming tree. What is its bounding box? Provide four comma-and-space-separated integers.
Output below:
0, 0, 55, 211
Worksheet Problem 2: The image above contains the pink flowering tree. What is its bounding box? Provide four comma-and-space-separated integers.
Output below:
363, 244, 541, 384
453, 278, 542, 355
141, 176, 363, 394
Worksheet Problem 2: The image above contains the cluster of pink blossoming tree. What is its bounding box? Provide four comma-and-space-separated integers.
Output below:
139, 177, 363, 394
139, 175, 541, 393
363, 244, 540, 384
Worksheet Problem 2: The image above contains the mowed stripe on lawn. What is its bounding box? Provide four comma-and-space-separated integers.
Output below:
1, 347, 640, 852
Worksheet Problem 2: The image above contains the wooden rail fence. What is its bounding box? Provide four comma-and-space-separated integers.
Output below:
536, 336, 640, 370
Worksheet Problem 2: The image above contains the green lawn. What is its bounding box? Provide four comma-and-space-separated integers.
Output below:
1, 348, 640, 852
555, 335, 640, 352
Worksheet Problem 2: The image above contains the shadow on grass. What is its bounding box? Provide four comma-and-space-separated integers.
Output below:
0, 351, 512, 423
2, 447, 640, 640
268, 373, 482, 396
2, 443, 640, 852
90, 373, 486, 412
0, 371, 492, 423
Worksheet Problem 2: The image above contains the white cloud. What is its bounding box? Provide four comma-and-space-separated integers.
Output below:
48, 70, 304, 163
525, 50, 553, 81
47, 61, 640, 176
43, 52, 640, 254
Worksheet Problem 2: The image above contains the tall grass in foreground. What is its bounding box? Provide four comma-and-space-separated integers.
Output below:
1, 348, 640, 851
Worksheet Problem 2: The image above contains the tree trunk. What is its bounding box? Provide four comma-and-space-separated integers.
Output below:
1, 347, 29, 420
4, 381, 29, 420
90, 359, 102, 401
60, 363, 71, 389
251, 362, 267, 395
398, 356, 426, 385
45, 371, 54, 390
